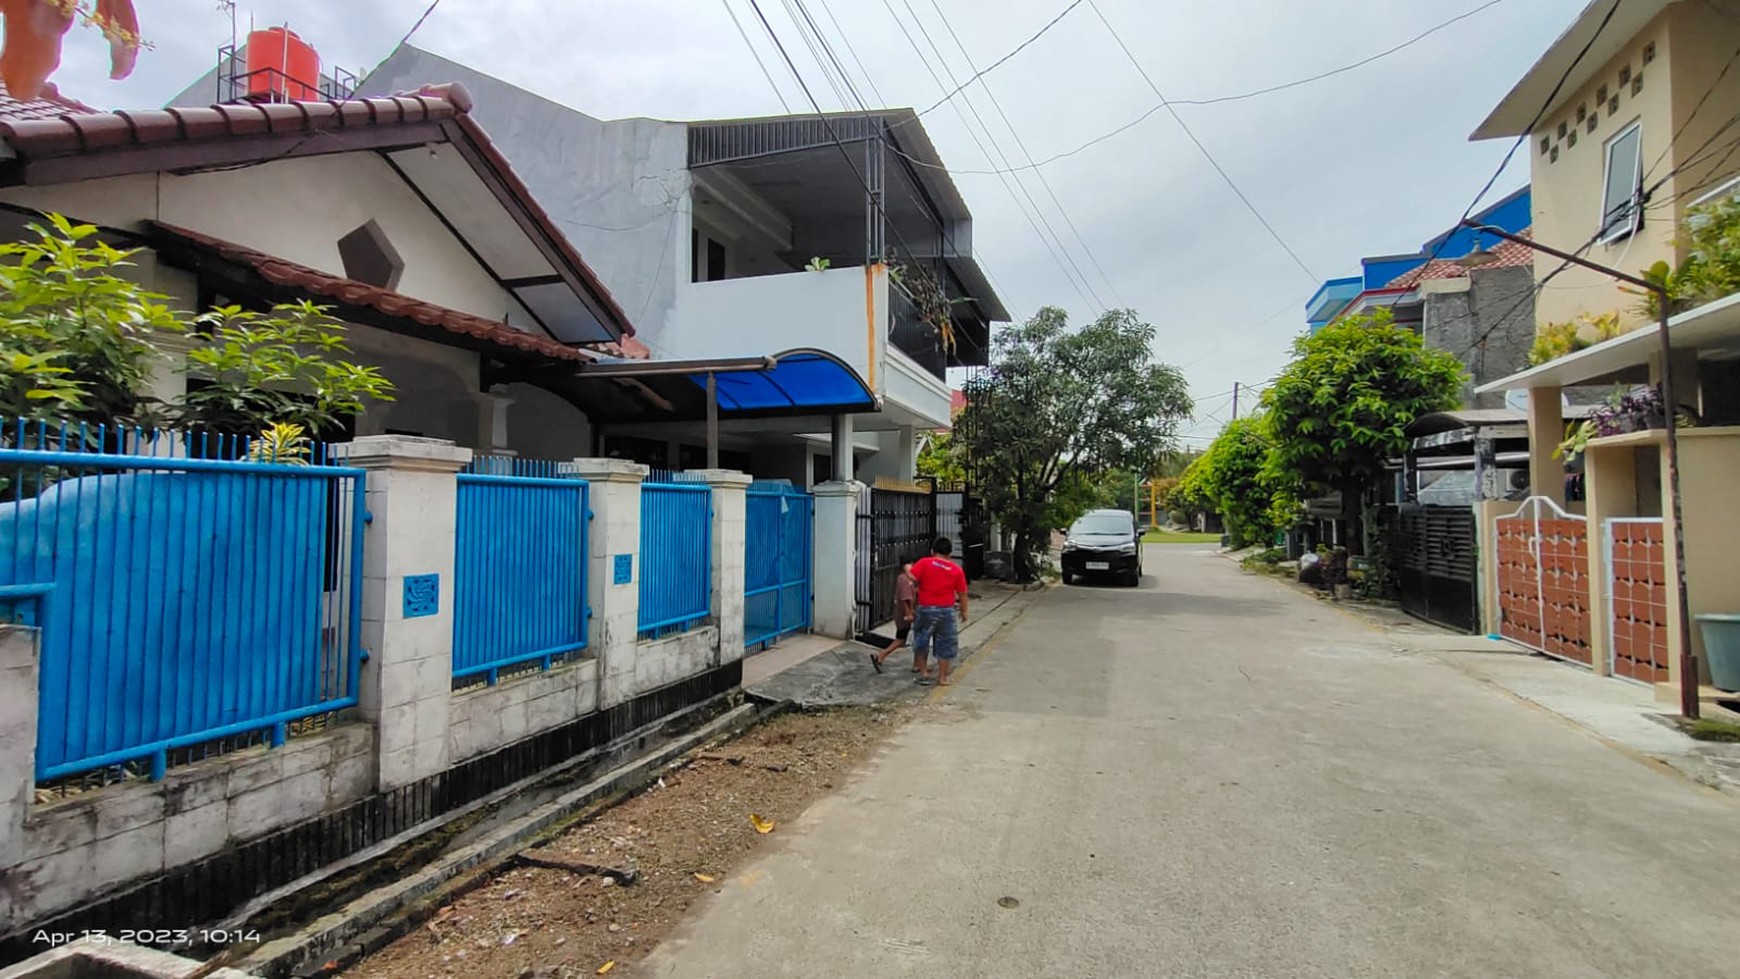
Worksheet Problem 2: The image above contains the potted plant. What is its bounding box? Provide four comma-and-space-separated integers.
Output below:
1695, 615, 1740, 692
1555, 385, 1697, 461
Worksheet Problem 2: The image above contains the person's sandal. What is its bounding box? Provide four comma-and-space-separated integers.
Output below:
869, 652, 883, 673
915, 675, 934, 686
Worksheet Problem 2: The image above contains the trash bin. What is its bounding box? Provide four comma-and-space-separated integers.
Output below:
1694, 613, 1740, 692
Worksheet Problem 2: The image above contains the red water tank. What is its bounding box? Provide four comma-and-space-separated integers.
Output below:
245, 27, 321, 102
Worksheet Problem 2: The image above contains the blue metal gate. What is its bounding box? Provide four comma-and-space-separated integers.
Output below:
0, 423, 366, 782
745, 481, 813, 648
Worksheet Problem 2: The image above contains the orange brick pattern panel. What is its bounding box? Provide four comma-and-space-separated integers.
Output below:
1496, 517, 1543, 650
1609, 520, 1670, 684
1496, 516, 1593, 665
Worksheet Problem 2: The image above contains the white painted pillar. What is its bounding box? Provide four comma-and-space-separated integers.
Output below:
572, 458, 647, 708
489, 390, 514, 453
811, 480, 863, 638
0, 625, 38, 868
330, 435, 472, 791
1527, 385, 1566, 506
831, 415, 855, 482
695, 469, 753, 665
895, 425, 918, 481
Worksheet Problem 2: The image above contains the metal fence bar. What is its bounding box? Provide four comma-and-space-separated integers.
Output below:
1, 420, 366, 782
639, 482, 712, 637
451, 472, 590, 684
745, 485, 813, 647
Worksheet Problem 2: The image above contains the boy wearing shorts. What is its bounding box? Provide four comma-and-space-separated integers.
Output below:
909, 537, 968, 687
871, 558, 919, 673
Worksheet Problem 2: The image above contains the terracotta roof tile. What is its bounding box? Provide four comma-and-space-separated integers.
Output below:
151, 222, 597, 364
0, 80, 638, 341
1385, 231, 1535, 289
0, 80, 95, 123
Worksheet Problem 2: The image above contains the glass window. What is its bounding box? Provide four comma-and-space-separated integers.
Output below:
1601, 122, 1643, 242
1069, 513, 1132, 536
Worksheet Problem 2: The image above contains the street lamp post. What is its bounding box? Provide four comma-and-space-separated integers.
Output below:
1461, 220, 1699, 719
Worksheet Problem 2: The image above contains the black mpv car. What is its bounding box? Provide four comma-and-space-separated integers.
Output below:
1060, 509, 1141, 586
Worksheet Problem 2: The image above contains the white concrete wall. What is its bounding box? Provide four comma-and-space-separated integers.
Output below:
0, 641, 377, 932
449, 659, 600, 764
358, 46, 692, 346
665, 265, 883, 383
883, 349, 952, 429
0, 155, 537, 331
1, 445, 754, 930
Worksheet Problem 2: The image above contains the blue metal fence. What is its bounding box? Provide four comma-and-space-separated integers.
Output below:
0, 421, 365, 782
745, 481, 812, 647
639, 479, 712, 638
453, 456, 590, 684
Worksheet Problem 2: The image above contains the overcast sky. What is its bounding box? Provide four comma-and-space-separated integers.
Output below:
49, 0, 1584, 447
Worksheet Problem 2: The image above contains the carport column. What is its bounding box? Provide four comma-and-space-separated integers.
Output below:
812, 480, 863, 639
831, 414, 855, 482
332, 435, 471, 792
572, 458, 647, 708
1527, 386, 1565, 506
694, 469, 753, 665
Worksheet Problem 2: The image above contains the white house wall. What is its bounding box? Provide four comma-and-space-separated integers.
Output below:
0, 154, 536, 330
665, 265, 881, 381
357, 45, 692, 347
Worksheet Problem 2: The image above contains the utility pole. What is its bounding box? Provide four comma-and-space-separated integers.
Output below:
1231, 381, 1240, 421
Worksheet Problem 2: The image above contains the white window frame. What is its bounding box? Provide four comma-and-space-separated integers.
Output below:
1599, 120, 1644, 244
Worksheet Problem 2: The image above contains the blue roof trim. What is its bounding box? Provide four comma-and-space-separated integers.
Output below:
689, 348, 877, 415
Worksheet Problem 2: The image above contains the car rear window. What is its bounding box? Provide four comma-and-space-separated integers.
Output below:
1070, 514, 1131, 536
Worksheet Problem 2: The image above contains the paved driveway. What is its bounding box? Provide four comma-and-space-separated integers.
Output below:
643, 545, 1740, 978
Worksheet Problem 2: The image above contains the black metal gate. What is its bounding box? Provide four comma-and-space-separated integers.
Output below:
855, 486, 936, 636
1394, 504, 1480, 633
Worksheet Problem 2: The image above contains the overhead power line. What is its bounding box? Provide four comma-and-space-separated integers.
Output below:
1422, 0, 1622, 271
881, 0, 1103, 311
923, 0, 1125, 307
892, 0, 1511, 177
1087, 0, 1318, 284
720, 0, 794, 112
910, 0, 1086, 120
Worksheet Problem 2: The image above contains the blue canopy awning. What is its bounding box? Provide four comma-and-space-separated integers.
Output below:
693, 349, 877, 415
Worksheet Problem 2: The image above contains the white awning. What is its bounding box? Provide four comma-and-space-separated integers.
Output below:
1474, 291, 1740, 393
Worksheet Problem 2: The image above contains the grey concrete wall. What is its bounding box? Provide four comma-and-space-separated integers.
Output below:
356, 46, 690, 347
1422, 266, 1536, 408
2, 723, 376, 930
449, 659, 600, 765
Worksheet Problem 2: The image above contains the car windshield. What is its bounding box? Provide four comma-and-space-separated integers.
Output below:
1070, 515, 1131, 536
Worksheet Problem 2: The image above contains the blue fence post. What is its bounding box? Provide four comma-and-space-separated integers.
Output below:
329, 435, 472, 792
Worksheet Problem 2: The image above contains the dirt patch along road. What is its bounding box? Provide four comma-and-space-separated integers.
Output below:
343, 707, 909, 979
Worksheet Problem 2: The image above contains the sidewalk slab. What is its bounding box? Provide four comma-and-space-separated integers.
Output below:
744, 583, 1043, 707
1401, 632, 1740, 793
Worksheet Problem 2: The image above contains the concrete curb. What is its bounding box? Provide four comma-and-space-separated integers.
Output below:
234, 701, 766, 978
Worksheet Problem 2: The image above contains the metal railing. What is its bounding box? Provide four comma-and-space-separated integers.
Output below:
453, 456, 590, 685
1, 421, 365, 782
745, 482, 813, 647
639, 480, 712, 638
888, 285, 948, 380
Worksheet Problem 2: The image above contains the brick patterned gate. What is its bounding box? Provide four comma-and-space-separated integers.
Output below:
1606, 517, 1670, 684
1494, 497, 1593, 665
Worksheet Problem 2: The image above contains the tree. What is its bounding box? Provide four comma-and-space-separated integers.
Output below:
1177, 416, 1281, 548
0, 213, 178, 424
915, 429, 966, 486
958, 306, 1193, 579
1, 0, 141, 100
1263, 308, 1464, 552
0, 215, 394, 439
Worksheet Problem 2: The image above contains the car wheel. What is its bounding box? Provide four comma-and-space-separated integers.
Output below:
1124, 568, 1140, 587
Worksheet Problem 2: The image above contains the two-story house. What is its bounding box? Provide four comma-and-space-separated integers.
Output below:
1468, 0, 1740, 710
172, 43, 1007, 487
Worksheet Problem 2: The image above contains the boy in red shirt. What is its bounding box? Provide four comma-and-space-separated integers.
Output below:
909, 537, 969, 686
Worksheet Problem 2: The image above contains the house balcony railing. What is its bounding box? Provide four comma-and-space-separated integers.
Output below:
888, 285, 947, 380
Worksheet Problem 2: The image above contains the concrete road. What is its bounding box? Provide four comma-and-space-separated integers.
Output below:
643, 546, 1740, 978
